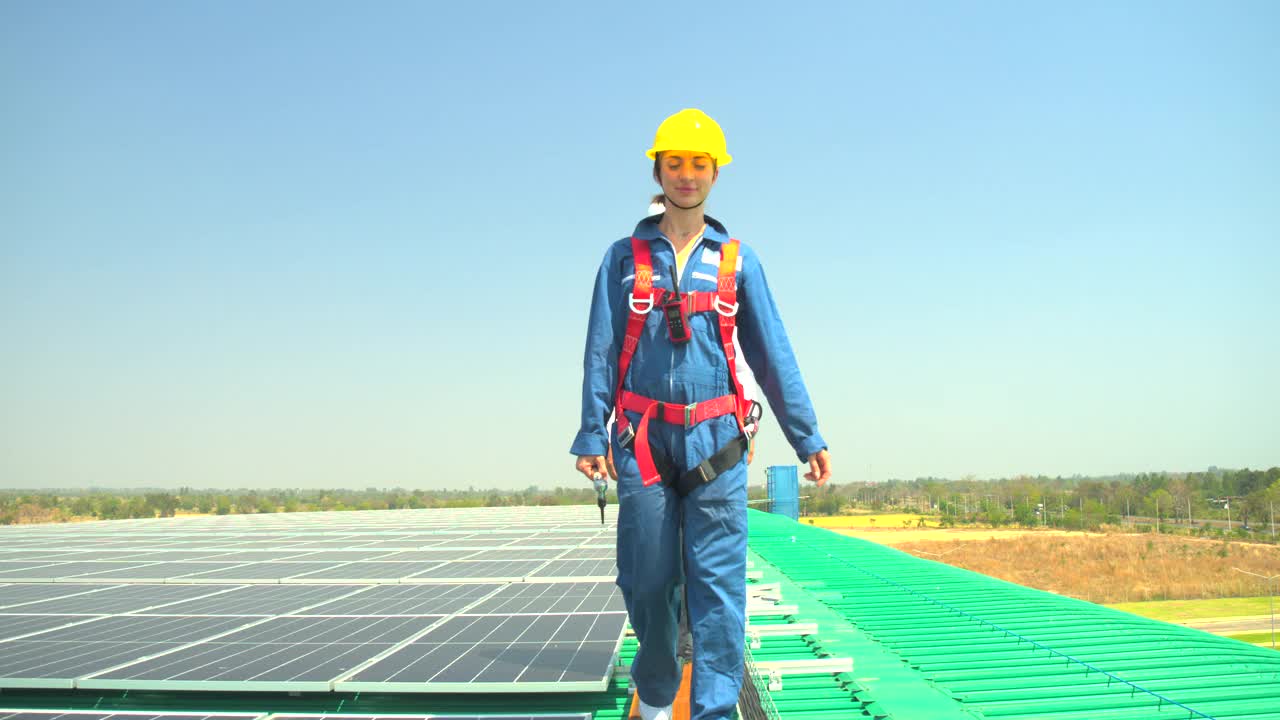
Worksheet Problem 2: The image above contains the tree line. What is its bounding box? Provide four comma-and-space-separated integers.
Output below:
800, 466, 1280, 537
2, 467, 1277, 538
0, 485, 607, 525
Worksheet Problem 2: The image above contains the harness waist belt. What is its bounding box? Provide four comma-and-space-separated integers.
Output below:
616, 391, 738, 486
618, 391, 737, 427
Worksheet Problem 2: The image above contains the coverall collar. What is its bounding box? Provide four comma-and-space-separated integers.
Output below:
632, 213, 730, 246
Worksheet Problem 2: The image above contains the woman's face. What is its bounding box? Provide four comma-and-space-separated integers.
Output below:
656, 151, 718, 209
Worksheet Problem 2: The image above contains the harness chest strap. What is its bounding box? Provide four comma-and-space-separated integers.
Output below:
613, 236, 747, 487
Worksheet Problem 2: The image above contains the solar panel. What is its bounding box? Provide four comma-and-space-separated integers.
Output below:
0, 552, 96, 562
558, 547, 615, 560
0, 711, 265, 720
459, 549, 565, 561
286, 561, 446, 582
525, 559, 617, 582
337, 612, 626, 692
280, 551, 400, 562
465, 583, 624, 615
0, 616, 253, 687
297, 584, 501, 616
269, 715, 590, 720
373, 550, 483, 562
89, 551, 237, 562
0, 506, 623, 695
68, 563, 247, 582
80, 616, 444, 691
0, 562, 161, 582
502, 538, 581, 548
0, 563, 60, 576
136, 585, 364, 616
179, 562, 337, 582
1, 584, 222, 614
0, 584, 119, 609
276, 539, 372, 549
0, 615, 105, 642
404, 560, 549, 583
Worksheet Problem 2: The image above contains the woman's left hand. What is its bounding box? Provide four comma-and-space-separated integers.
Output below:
804, 450, 832, 486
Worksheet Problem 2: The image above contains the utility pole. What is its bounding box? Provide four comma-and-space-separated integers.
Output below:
1156, 498, 1160, 534
1232, 568, 1278, 650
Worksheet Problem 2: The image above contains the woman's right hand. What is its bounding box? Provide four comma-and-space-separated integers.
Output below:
575, 454, 616, 481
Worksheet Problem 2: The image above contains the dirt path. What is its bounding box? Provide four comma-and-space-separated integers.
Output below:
1182, 615, 1278, 634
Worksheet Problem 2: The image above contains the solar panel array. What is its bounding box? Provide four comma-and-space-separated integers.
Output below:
0, 707, 588, 712
0, 507, 625, 694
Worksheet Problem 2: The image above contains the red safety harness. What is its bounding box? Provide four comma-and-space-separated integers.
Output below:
614, 236, 752, 489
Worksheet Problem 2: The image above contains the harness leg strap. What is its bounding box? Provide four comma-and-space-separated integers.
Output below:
633, 402, 663, 487
673, 435, 748, 498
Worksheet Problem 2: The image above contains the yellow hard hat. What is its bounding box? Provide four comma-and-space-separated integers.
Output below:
645, 108, 733, 166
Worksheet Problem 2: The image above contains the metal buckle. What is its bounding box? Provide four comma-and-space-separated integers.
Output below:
617, 424, 635, 448
743, 400, 763, 438
697, 463, 711, 484
684, 402, 697, 427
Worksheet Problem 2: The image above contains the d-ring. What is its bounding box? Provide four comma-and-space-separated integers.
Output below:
629, 294, 654, 314
714, 296, 739, 316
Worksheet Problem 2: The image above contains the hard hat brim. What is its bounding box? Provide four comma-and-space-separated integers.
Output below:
646, 147, 732, 166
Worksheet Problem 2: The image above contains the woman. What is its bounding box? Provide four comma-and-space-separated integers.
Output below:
571, 108, 831, 720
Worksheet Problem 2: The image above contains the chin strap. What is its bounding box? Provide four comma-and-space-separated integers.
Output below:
662, 193, 704, 210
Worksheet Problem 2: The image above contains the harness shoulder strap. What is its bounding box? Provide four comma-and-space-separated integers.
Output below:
717, 239, 747, 429
617, 237, 652, 383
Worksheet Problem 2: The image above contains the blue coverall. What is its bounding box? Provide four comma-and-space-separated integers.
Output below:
571, 214, 825, 719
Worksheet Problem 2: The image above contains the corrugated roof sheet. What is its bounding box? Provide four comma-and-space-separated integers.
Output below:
748, 510, 1280, 720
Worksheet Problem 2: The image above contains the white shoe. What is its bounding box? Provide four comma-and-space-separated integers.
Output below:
638, 699, 673, 720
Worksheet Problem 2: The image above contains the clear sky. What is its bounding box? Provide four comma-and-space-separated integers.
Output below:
2, 1, 1277, 490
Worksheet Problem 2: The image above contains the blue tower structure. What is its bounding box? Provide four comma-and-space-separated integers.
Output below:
766, 465, 800, 520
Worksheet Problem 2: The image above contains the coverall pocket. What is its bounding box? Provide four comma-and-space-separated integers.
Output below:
668, 365, 728, 405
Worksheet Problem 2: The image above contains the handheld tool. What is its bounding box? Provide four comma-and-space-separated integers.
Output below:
592, 473, 607, 524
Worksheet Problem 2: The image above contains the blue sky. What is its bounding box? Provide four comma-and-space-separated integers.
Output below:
2, 1, 1276, 490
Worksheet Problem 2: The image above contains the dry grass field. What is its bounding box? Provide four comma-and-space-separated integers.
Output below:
829, 526, 1090, 545
891, 532, 1279, 604
804, 513, 938, 529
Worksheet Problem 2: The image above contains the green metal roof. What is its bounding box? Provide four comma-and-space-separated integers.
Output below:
747, 510, 1280, 720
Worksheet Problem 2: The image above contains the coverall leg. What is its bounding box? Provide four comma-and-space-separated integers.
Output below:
682, 456, 748, 718
614, 428, 748, 719
614, 444, 684, 707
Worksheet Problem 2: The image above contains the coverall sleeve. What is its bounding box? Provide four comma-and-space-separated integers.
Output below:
570, 245, 625, 457
736, 245, 828, 461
